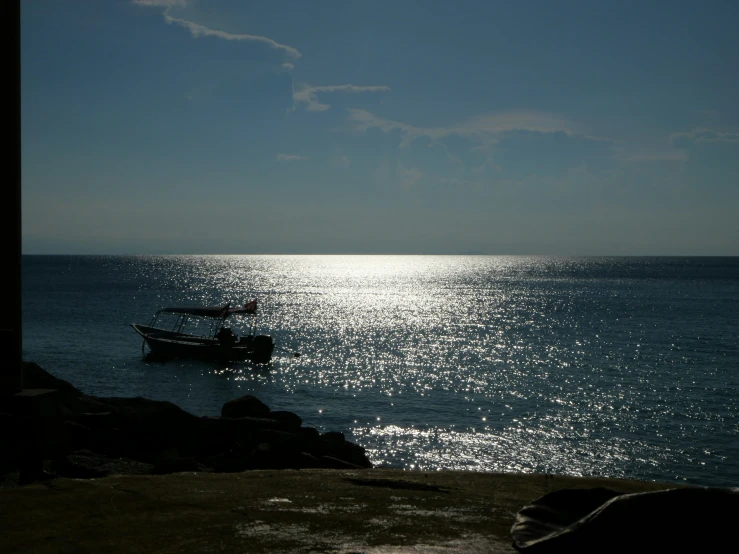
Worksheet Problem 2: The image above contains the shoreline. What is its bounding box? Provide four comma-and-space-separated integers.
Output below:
2, 362, 374, 486
0, 468, 685, 553
4, 363, 737, 552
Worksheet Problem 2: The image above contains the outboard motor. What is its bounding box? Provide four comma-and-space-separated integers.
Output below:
253, 335, 274, 363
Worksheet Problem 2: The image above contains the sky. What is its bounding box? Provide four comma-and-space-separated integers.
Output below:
21, 0, 739, 255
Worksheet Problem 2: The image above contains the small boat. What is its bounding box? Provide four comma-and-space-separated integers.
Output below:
131, 300, 274, 363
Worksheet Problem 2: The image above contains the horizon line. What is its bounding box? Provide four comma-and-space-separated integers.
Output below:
20, 252, 739, 258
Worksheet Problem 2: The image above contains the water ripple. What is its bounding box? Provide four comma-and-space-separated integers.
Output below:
22, 255, 739, 487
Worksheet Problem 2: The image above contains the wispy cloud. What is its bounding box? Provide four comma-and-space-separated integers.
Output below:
134, 1, 301, 62
164, 14, 302, 60
348, 109, 617, 184
133, 0, 187, 6
439, 176, 484, 191
293, 84, 391, 112
398, 162, 422, 188
347, 108, 577, 147
333, 155, 351, 169
671, 129, 739, 148
276, 153, 308, 162
614, 146, 687, 163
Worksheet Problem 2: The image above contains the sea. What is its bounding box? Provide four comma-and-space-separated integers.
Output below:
21, 255, 739, 487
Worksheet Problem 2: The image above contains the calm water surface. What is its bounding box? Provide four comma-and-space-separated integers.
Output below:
22, 255, 739, 487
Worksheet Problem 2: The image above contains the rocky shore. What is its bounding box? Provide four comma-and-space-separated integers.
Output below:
3, 364, 737, 553
0, 468, 690, 553
1, 362, 371, 485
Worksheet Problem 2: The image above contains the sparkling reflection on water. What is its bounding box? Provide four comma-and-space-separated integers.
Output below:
22, 255, 739, 486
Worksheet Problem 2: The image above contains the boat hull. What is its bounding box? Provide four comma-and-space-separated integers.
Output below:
131, 324, 274, 363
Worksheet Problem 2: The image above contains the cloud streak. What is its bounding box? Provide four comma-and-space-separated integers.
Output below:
671, 129, 739, 148
346, 108, 579, 147
293, 84, 391, 112
347, 109, 618, 184
133, 0, 187, 6
276, 153, 308, 162
398, 162, 422, 188
164, 14, 302, 60
134, 1, 301, 62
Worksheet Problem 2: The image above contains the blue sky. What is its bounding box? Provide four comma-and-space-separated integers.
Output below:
21, 0, 739, 254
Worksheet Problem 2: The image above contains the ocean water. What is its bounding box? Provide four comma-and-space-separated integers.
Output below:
22, 255, 739, 487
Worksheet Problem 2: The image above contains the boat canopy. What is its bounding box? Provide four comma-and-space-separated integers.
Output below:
158, 300, 257, 319
159, 306, 229, 318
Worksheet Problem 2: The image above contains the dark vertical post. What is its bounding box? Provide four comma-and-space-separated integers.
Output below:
0, 0, 22, 395
1, 3, 64, 485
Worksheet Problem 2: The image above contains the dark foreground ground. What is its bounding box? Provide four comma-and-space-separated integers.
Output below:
1, 468, 680, 553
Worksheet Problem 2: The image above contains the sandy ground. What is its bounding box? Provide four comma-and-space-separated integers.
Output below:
1, 469, 681, 553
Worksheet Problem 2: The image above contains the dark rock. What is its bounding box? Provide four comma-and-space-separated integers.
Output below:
50, 455, 108, 479
295, 451, 321, 469
50, 450, 153, 478
203, 415, 291, 434
332, 442, 373, 469
221, 395, 270, 419
247, 443, 321, 470
60, 420, 90, 451
59, 403, 75, 420
94, 397, 202, 457
11, 363, 374, 477
274, 450, 323, 470
253, 428, 300, 447
21, 362, 84, 401
268, 410, 302, 429
321, 431, 346, 447
153, 455, 206, 475
297, 426, 321, 441
19, 469, 57, 486
72, 396, 118, 415
197, 416, 245, 454
85, 427, 125, 457
197, 416, 297, 455
88, 456, 153, 477
248, 442, 280, 469
317, 456, 366, 470
316, 432, 372, 468
205, 452, 252, 473
100, 397, 200, 431
248, 430, 320, 470
511, 486, 739, 552
77, 412, 120, 430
